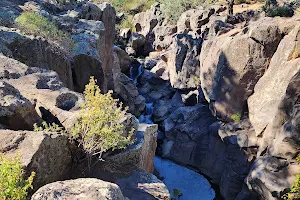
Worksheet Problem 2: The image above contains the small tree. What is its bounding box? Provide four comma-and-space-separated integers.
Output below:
0, 154, 35, 200
70, 77, 134, 169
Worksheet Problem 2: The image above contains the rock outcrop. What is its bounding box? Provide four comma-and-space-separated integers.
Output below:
73, 124, 158, 182
0, 54, 84, 130
31, 178, 125, 200
0, 81, 42, 130
116, 170, 171, 200
200, 18, 282, 121
0, 130, 72, 190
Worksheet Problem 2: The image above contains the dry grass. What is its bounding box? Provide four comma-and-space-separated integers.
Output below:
233, 2, 264, 13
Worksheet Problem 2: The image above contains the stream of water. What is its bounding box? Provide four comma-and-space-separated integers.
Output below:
129, 64, 215, 200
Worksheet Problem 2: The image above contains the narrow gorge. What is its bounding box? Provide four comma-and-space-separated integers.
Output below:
0, 0, 299, 200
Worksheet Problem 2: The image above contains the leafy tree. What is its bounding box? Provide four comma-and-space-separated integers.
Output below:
0, 154, 35, 200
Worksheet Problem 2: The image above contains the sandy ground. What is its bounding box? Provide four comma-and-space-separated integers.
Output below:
154, 156, 215, 200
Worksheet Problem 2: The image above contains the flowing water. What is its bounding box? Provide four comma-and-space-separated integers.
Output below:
130, 63, 215, 200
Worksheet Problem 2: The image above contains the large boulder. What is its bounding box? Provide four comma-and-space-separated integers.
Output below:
116, 170, 171, 200
0, 27, 74, 90
0, 54, 84, 130
71, 19, 106, 92
0, 80, 42, 130
247, 72, 300, 199
0, 130, 72, 190
177, 7, 216, 33
113, 45, 133, 73
200, 18, 283, 120
116, 73, 146, 116
132, 3, 164, 38
163, 33, 202, 89
248, 24, 300, 136
74, 124, 158, 182
31, 178, 125, 200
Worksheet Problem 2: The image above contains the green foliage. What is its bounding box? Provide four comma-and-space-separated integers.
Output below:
283, 155, 300, 200
119, 15, 136, 31
112, 0, 157, 13
264, 5, 294, 17
0, 154, 35, 200
235, 0, 247, 4
70, 77, 134, 159
262, 0, 294, 17
231, 113, 241, 123
15, 12, 71, 43
159, 0, 205, 24
34, 122, 66, 135
172, 188, 183, 199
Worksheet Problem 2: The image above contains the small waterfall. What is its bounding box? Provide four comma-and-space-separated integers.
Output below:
129, 63, 143, 85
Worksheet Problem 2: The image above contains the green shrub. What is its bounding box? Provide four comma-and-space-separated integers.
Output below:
119, 15, 136, 31
112, 0, 157, 13
283, 156, 300, 200
70, 77, 134, 161
264, 5, 294, 17
34, 122, 66, 135
231, 113, 241, 123
15, 12, 71, 43
0, 154, 35, 200
159, 0, 205, 24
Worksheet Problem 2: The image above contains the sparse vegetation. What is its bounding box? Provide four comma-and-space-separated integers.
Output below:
70, 77, 134, 164
119, 15, 136, 31
0, 154, 35, 200
159, 0, 206, 24
34, 122, 66, 135
112, 0, 157, 13
231, 113, 241, 123
262, 0, 294, 17
283, 155, 300, 200
172, 188, 183, 199
15, 12, 72, 45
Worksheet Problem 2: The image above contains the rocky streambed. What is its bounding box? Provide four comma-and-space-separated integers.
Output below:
0, 0, 299, 200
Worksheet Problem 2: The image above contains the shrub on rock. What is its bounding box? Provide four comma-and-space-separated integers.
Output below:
70, 77, 134, 161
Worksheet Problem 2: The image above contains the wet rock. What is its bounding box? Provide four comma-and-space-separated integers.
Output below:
32, 178, 125, 200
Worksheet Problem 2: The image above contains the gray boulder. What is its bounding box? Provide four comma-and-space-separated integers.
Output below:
248, 24, 300, 136
116, 170, 171, 200
247, 72, 300, 199
200, 18, 282, 121
0, 130, 72, 190
164, 33, 202, 89
31, 178, 125, 200
0, 81, 42, 130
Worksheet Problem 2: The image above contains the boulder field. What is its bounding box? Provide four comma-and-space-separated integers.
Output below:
0, 0, 299, 200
